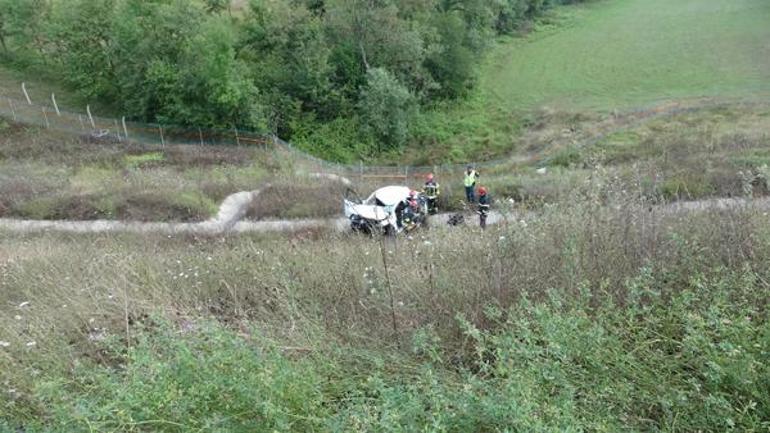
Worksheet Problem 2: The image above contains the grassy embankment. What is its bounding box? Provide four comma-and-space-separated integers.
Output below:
2, 185, 770, 430
411, 0, 770, 162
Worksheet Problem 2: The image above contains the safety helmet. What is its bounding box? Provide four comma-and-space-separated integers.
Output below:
478, 186, 487, 196
426, 173, 434, 181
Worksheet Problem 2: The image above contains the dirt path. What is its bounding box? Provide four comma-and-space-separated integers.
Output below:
2, 187, 768, 236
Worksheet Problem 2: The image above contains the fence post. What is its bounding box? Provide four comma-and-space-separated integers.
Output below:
198, 128, 204, 146
114, 119, 122, 142
40, 106, 50, 128
51, 93, 60, 116
234, 127, 240, 147
78, 115, 85, 131
122, 117, 129, 139
7, 98, 16, 122
86, 105, 95, 129
159, 125, 165, 147
21, 83, 31, 105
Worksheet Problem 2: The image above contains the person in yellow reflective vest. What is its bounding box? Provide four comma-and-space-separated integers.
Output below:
463, 165, 479, 202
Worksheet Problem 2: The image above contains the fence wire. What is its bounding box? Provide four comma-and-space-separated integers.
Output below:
2, 88, 768, 188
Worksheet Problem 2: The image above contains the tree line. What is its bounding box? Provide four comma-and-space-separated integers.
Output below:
0, 0, 589, 160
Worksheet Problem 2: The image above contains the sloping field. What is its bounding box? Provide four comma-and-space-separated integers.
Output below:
483, 0, 770, 110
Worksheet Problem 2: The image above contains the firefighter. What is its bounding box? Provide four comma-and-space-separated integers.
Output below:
423, 173, 440, 214
478, 186, 490, 229
464, 165, 479, 203
396, 190, 419, 230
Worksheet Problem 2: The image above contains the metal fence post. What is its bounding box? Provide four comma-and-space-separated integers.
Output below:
51, 93, 61, 116
21, 83, 31, 105
86, 105, 95, 129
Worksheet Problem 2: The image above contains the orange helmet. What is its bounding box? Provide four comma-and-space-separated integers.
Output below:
478, 186, 487, 196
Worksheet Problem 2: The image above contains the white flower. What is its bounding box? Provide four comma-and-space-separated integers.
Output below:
26, 341, 36, 347
14, 315, 21, 321
17, 301, 30, 308
89, 318, 95, 324
0, 341, 10, 347
423, 240, 432, 246
499, 236, 506, 241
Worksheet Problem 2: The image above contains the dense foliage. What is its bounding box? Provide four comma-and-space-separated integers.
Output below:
0, 0, 588, 160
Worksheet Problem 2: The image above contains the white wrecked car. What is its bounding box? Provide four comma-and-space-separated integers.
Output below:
344, 186, 427, 234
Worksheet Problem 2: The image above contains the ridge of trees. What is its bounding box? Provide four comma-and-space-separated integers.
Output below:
0, 0, 589, 160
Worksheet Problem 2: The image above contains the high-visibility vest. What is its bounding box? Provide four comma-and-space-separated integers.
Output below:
464, 171, 477, 187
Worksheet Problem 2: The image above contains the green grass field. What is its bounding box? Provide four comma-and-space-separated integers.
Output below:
483, 0, 770, 110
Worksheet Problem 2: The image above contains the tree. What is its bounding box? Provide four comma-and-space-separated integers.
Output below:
203, 0, 229, 15
358, 67, 417, 151
0, 0, 46, 55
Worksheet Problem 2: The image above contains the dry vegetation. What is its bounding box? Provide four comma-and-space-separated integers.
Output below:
2, 179, 770, 429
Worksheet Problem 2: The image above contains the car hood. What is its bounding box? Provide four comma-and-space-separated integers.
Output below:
371, 186, 411, 207
344, 200, 392, 221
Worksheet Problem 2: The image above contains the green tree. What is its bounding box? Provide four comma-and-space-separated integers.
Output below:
358, 67, 417, 151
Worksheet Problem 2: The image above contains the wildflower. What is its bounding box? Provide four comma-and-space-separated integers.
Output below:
26, 341, 36, 347
499, 236, 506, 241
17, 301, 30, 308
0, 341, 10, 347
423, 240, 432, 246
14, 315, 21, 321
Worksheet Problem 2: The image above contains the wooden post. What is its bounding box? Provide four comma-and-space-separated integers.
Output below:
122, 116, 129, 139
78, 114, 85, 131
21, 82, 31, 105
159, 125, 165, 147
86, 105, 95, 129
41, 106, 49, 129
198, 128, 204, 146
114, 119, 122, 141
234, 127, 241, 147
8, 98, 16, 122
51, 93, 60, 116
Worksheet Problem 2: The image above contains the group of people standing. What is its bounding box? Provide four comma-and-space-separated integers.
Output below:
405, 165, 490, 229
462, 165, 490, 228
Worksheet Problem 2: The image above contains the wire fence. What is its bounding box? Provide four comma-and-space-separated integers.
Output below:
2, 82, 769, 189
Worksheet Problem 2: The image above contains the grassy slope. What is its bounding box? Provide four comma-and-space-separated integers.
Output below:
417, 0, 770, 162
2, 196, 770, 430
483, 0, 770, 110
